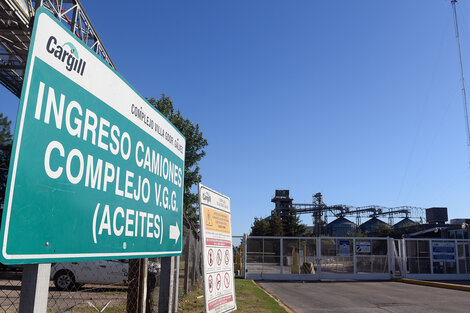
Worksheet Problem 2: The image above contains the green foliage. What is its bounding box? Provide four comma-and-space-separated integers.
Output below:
283, 207, 307, 236
148, 95, 208, 226
250, 208, 307, 237
347, 228, 367, 237
0, 113, 13, 206
269, 214, 284, 236
373, 223, 394, 237
250, 217, 271, 236
373, 223, 417, 239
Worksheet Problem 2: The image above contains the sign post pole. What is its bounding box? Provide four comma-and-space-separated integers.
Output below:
19, 263, 51, 313
173, 255, 180, 313
158, 256, 176, 313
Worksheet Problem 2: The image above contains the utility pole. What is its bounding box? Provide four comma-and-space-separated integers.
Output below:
451, 0, 470, 168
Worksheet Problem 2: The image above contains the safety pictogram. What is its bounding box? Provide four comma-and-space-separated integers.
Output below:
216, 273, 222, 290
216, 249, 222, 266
224, 272, 230, 289
224, 249, 230, 265
208, 249, 214, 267
208, 274, 213, 293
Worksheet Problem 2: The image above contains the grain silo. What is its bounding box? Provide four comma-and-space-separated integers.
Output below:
359, 217, 389, 233
393, 217, 419, 229
326, 217, 357, 237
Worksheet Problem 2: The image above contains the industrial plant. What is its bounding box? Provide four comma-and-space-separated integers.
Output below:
269, 190, 469, 239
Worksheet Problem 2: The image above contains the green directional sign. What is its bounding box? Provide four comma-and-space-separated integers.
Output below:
0, 8, 185, 264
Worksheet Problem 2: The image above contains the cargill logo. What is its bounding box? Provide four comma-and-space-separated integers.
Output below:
46, 36, 86, 75
202, 192, 211, 203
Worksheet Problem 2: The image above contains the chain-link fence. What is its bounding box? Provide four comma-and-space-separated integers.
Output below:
0, 264, 21, 313
179, 226, 202, 296
0, 223, 205, 313
47, 260, 131, 312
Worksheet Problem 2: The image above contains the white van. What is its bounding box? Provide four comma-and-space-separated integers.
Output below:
51, 260, 128, 290
50, 260, 160, 291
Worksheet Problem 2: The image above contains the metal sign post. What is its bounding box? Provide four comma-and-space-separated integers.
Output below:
199, 184, 236, 313
0, 8, 185, 264
19, 264, 51, 313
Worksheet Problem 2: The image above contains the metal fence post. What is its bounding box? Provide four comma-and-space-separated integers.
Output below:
183, 228, 190, 294
262, 238, 265, 278
429, 240, 434, 275
401, 239, 407, 278
158, 256, 175, 313
140, 258, 148, 313
126, 258, 148, 313
173, 256, 180, 313
390, 238, 396, 276
353, 238, 357, 275
19, 263, 51, 313
190, 235, 197, 286
316, 237, 322, 277
280, 238, 284, 275
243, 234, 247, 279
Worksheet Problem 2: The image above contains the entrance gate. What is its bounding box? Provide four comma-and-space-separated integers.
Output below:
393, 238, 470, 280
243, 236, 470, 281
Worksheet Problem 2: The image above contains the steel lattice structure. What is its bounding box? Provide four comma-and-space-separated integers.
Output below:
271, 192, 426, 237
0, 0, 114, 97
291, 193, 426, 237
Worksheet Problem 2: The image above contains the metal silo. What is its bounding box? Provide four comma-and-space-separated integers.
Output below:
326, 217, 357, 237
358, 217, 389, 233
393, 217, 419, 229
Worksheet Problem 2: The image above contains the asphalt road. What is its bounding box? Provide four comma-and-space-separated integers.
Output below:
258, 280, 470, 313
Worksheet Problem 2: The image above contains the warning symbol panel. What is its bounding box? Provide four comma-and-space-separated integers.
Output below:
224, 249, 230, 265
216, 249, 222, 266
216, 273, 222, 291
224, 272, 230, 289
208, 249, 214, 267
208, 274, 213, 293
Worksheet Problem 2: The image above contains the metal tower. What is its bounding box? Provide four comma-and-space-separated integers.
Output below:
0, 0, 115, 97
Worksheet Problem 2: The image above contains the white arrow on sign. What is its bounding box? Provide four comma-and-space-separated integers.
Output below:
169, 223, 180, 244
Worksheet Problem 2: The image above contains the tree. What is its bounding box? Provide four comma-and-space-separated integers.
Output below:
373, 224, 394, 237
250, 209, 307, 237
250, 218, 270, 236
148, 95, 208, 226
283, 207, 307, 236
269, 214, 284, 236
347, 228, 367, 237
0, 113, 13, 206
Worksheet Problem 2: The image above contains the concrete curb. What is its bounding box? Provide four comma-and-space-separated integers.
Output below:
392, 278, 470, 292
251, 280, 295, 313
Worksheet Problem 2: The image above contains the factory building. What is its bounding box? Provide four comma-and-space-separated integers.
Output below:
269, 189, 468, 238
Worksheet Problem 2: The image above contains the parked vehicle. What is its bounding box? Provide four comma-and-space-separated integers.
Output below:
50, 260, 161, 291
51, 260, 128, 290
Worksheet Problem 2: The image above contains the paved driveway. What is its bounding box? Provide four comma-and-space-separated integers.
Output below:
258, 280, 470, 313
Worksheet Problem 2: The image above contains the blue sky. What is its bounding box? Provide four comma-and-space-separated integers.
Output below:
2, 1, 470, 235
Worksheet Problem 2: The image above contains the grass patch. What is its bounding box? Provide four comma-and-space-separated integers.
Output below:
178, 279, 288, 313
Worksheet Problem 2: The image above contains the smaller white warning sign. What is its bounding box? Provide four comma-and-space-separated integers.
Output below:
199, 184, 236, 313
